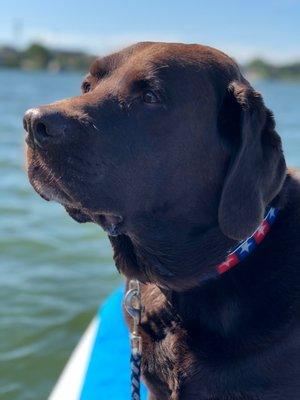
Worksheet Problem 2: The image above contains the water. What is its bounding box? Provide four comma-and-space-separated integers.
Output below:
0, 70, 299, 400
0, 70, 122, 400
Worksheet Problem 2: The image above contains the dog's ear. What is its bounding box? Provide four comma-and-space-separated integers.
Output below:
218, 81, 286, 240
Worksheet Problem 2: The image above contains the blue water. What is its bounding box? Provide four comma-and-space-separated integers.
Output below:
0, 69, 299, 400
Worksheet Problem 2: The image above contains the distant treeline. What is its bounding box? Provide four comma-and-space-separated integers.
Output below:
0, 43, 94, 72
1, 43, 300, 80
244, 58, 300, 80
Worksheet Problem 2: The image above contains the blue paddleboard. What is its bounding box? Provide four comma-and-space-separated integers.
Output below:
49, 287, 148, 400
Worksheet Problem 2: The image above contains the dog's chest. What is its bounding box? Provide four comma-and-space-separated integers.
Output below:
136, 285, 194, 399
124, 282, 300, 400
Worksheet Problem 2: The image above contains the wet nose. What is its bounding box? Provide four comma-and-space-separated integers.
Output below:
23, 108, 68, 149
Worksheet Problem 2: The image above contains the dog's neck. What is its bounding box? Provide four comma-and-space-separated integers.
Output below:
110, 175, 291, 293
110, 219, 236, 291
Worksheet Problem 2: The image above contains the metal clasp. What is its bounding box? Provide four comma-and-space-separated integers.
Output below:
124, 279, 142, 355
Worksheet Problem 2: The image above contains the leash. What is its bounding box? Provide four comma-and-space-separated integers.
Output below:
124, 280, 142, 400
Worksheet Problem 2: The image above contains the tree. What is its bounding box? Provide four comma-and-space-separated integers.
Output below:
23, 43, 51, 69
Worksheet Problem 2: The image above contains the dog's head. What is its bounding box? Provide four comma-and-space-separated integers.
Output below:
24, 42, 286, 289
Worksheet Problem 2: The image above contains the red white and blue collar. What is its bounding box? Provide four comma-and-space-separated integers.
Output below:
217, 207, 279, 275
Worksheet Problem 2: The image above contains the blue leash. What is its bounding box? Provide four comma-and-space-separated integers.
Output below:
130, 351, 142, 400
124, 280, 142, 400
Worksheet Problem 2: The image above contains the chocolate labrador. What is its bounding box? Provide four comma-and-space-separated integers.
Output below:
24, 42, 299, 399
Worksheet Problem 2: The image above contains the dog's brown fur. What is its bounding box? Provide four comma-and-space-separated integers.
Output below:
24, 42, 299, 399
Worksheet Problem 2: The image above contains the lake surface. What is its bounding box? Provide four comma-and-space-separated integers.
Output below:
0, 69, 300, 400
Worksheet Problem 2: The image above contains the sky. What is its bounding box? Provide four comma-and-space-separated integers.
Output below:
1, 0, 300, 63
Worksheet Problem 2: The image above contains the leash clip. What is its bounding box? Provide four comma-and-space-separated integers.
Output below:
124, 279, 142, 355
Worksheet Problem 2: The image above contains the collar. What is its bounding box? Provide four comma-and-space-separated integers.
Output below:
217, 207, 279, 275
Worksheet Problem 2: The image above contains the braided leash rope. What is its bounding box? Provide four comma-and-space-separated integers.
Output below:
130, 351, 142, 400
125, 280, 142, 400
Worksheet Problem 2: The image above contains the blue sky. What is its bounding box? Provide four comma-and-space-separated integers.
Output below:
1, 0, 300, 63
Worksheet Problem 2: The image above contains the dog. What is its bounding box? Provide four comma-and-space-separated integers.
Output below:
24, 42, 299, 399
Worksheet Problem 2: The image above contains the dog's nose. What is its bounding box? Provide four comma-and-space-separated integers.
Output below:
23, 108, 67, 149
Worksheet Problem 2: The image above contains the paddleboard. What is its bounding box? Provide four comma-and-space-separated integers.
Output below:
49, 286, 148, 399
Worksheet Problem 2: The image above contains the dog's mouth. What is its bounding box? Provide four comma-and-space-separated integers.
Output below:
27, 149, 75, 204
26, 148, 124, 236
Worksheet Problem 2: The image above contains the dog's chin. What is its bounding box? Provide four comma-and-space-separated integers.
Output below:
64, 206, 92, 223
64, 207, 124, 238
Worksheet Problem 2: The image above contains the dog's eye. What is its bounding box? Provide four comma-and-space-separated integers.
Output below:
82, 81, 91, 94
143, 91, 159, 104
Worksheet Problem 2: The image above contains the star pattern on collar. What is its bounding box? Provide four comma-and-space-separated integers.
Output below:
240, 241, 252, 253
217, 207, 278, 275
